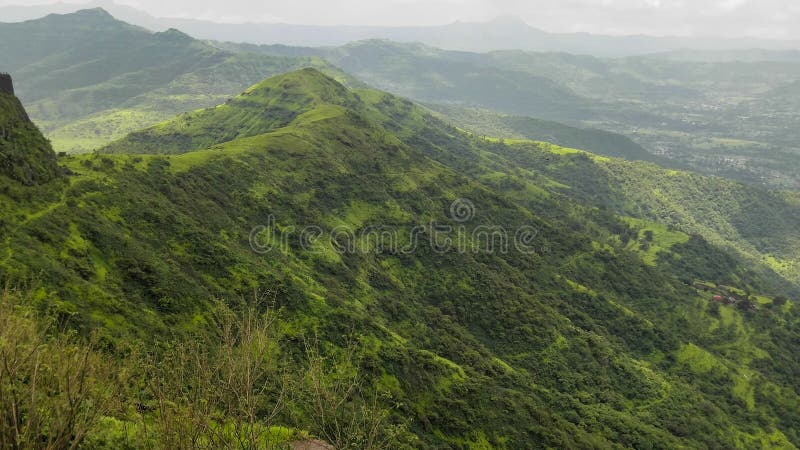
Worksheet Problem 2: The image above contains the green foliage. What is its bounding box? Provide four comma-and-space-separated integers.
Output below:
3, 69, 800, 448
477, 140, 800, 289
101, 68, 361, 155
0, 287, 125, 449
1, 288, 408, 449
0, 92, 60, 185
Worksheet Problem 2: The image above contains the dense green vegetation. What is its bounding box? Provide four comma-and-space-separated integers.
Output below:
0, 89, 60, 184
1, 288, 405, 449
474, 140, 800, 287
359, 90, 800, 289
3, 68, 800, 448
101, 69, 362, 155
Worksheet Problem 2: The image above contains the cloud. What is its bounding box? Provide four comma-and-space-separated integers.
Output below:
2, 0, 799, 38
716, 0, 749, 11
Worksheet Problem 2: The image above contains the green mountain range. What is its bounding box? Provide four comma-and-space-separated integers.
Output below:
3, 66, 800, 448
9, 9, 799, 191
0, 9, 654, 171
2, 9, 669, 178
5, 2, 800, 56
0, 8, 354, 153
229, 39, 800, 189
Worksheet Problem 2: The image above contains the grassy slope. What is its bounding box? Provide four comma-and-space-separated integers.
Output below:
4, 69, 800, 447
358, 88, 800, 290
100, 68, 363, 155
484, 141, 800, 286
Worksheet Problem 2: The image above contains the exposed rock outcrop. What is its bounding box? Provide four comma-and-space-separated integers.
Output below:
0, 73, 13, 96
0, 74, 61, 185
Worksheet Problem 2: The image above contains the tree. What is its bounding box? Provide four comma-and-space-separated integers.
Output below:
0, 287, 123, 450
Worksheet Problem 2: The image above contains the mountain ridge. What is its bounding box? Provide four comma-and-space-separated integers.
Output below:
0, 10, 358, 153
4, 4, 800, 56
101, 68, 800, 291
225, 38, 800, 188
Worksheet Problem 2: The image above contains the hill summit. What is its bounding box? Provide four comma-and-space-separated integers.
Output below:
102, 68, 361, 155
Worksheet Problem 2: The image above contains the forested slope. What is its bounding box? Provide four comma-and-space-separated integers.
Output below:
2, 69, 800, 448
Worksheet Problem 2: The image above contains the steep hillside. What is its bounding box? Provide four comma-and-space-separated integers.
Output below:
0, 9, 354, 153
4, 69, 800, 448
357, 89, 800, 288
0, 75, 60, 185
473, 140, 800, 287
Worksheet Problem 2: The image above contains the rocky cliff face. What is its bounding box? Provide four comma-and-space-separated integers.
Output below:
0, 73, 14, 96
0, 75, 60, 185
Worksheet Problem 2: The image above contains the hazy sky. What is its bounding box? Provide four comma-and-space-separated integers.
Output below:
3, 0, 800, 39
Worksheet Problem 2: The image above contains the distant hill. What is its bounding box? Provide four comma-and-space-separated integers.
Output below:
0, 9, 354, 153
229, 40, 597, 122
426, 104, 666, 164
225, 39, 800, 189
1, 9, 671, 170
3, 1, 800, 56
4, 9, 800, 189
101, 68, 363, 155
648, 49, 800, 63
